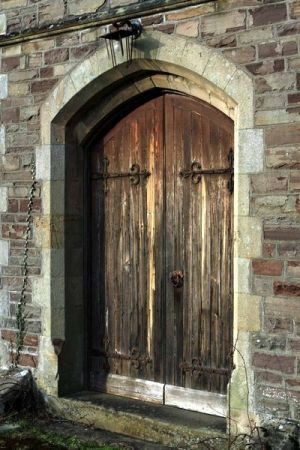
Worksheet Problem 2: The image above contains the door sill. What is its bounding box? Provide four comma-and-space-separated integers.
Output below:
90, 373, 226, 417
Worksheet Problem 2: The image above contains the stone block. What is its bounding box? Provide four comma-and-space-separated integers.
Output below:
267, 123, 300, 147
0, 291, 9, 317
0, 188, 8, 212
255, 94, 286, 111
252, 260, 283, 276
69, 0, 105, 15
0, 126, 5, 155
265, 226, 300, 241
31, 79, 58, 94
255, 73, 296, 94
235, 216, 262, 258
167, 3, 215, 20
0, 0, 26, 9
38, 0, 64, 24
44, 48, 69, 66
202, 10, 246, 36
0, 14, 6, 35
176, 20, 199, 37
247, 59, 284, 76
291, 1, 300, 18
234, 257, 250, 294
249, 4, 287, 26
0, 75, 8, 99
235, 174, 250, 216
8, 82, 29, 97
0, 240, 9, 266
8, 69, 38, 82
251, 195, 297, 215
251, 174, 287, 193
237, 129, 264, 174
238, 26, 273, 45
287, 262, 300, 278
235, 293, 261, 332
266, 146, 300, 168
252, 352, 295, 374
290, 174, 300, 191
274, 282, 300, 297
277, 22, 300, 37
223, 46, 256, 64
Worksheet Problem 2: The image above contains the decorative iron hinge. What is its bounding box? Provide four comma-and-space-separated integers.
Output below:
92, 157, 151, 193
179, 358, 234, 376
180, 148, 234, 194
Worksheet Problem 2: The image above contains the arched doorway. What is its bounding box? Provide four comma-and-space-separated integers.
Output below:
88, 92, 234, 416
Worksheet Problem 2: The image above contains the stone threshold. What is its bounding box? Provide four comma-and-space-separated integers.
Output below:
46, 391, 227, 448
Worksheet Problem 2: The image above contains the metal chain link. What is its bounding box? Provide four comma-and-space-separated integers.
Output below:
14, 157, 37, 366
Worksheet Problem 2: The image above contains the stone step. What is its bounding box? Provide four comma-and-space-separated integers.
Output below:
46, 391, 228, 448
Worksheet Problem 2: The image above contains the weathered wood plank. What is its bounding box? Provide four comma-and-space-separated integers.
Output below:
165, 384, 226, 417
92, 374, 164, 404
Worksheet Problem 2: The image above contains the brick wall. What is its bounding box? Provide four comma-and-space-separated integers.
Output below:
0, 0, 300, 422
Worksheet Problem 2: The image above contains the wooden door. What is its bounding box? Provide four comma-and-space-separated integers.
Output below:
89, 93, 233, 415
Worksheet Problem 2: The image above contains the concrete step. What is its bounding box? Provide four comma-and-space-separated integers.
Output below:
46, 391, 228, 448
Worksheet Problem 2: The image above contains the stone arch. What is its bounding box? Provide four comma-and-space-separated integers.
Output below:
35, 31, 263, 428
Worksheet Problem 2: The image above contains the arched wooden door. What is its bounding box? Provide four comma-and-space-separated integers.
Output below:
89, 93, 234, 416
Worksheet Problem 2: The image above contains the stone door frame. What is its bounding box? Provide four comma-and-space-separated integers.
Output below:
34, 31, 263, 429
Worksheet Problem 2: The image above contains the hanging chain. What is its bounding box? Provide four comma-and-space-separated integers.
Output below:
14, 157, 37, 367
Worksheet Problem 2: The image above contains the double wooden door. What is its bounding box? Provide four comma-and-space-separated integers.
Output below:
89, 93, 233, 416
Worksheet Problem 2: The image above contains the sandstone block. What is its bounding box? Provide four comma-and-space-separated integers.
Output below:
8, 82, 29, 97
246, 59, 284, 76
167, 4, 215, 20
266, 146, 300, 168
0, 188, 8, 213
69, 0, 105, 15
176, 20, 199, 37
252, 260, 283, 276
266, 124, 300, 146
287, 261, 300, 278
263, 243, 276, 258
0, 127, 5, 155
0, 291, 9, 317
1, 330, 38, 347
291, 1, 300, 18
264, 226, 300, 241
255, 73, 295, 94
0, 75, 8, 99
290, 175, 300, 191
238, 26, 273, 45
274, 281, 300, 297
0, 240, 9, 266
256, 109, 300, 126
223, 45, 256, 64
237, 129, 264, 174
255, 94, 286, 111
206, 34, 236, 48
251, 174, 287, 193
2, 155, 20, 171
44, 48, 69, 65
252, 352, 295, 374
31, 79, 58, 94
277, 22, 300, 37
8, 69, 38, 82
249, 4, 287, 26
202, 10, 246, 36
255, 371, 283, 385
38, 0, 65, 25
0, 0, 26, 10
0, 14, 6, 35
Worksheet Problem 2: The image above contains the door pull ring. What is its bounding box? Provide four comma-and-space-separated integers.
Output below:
169, 270, 184, 288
